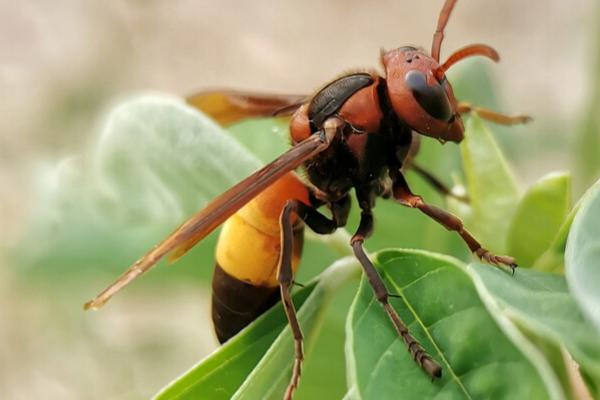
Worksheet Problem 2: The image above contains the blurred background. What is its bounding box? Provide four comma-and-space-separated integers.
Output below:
1, 0, 599, 399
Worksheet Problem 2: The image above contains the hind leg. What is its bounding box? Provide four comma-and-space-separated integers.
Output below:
277, 199, 338, 399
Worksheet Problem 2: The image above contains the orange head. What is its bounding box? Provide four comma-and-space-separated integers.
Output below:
381, 0, 500, 143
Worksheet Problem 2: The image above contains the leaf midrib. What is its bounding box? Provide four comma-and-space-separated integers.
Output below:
382, 268, 473, 400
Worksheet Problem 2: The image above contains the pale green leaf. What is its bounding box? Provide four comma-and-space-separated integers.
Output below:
507, 172, 571, 267
573, 4, 600, 190
458, 115, 520, 253
533, 202, 582, 274
227, 118, 290, 163
537, 178, 600, 274
566, 179, 600, 335
467, 264, 600, 398
16, 95, 262, 274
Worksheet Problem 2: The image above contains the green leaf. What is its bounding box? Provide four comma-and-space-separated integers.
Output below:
155, 257, 360, 400
507, 172, 571, 267
93, 96, 262, 220
505, 164, 599, 274
15, 95, 262, 275
467, 264, 600, 398
457, 115, 520, 254
448, 59, 499, 113
573, 4, 600, 191
227, 118, 290, 163
232, 257, 359, 399
154, 282, 315, 400
533, 197, 584, 274
574, 111, 600, 191
346, 249, 549, 400
566, 179, 600, 335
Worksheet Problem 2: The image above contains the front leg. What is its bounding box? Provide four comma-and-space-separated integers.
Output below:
391, 171, 517, 272
457, 101, 531, 126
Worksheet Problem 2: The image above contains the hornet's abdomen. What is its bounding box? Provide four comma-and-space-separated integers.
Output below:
212, 172, 308, 343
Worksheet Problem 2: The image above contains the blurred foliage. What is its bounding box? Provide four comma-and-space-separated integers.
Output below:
574, 3, 600, 193
452, 115, 520, 254
508, 172, 571, 267
468, 259, 600, 399
566, 179, 600, 338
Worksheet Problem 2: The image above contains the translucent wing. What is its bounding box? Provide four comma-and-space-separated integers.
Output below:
186, 90, 307, 126
84, 133, 329, 311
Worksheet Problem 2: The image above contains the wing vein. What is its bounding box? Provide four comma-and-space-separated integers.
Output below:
84, 133, 328, 310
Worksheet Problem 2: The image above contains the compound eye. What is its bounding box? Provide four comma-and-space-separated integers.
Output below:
405, 70, 452, 121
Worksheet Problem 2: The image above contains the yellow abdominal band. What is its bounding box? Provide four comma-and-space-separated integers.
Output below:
215, 212, 300, 288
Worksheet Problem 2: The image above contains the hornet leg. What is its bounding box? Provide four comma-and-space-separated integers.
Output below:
409, 162, 469, 203
458, 101, 531, 125
278, 199, 338, 400
392, 171, 517, 272
350, 206, 442, 378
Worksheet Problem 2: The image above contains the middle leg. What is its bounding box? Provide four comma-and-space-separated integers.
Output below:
350, 208, 442, 378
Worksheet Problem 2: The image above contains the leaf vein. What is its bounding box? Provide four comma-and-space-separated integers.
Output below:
456, 360, 523, 381
424, 305, 480, 331
353, 295, 378, 329
363, 336, 401, 394
382, 269, 473, 400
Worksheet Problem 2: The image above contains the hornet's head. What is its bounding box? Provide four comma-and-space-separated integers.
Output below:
381, 0, 500, 143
